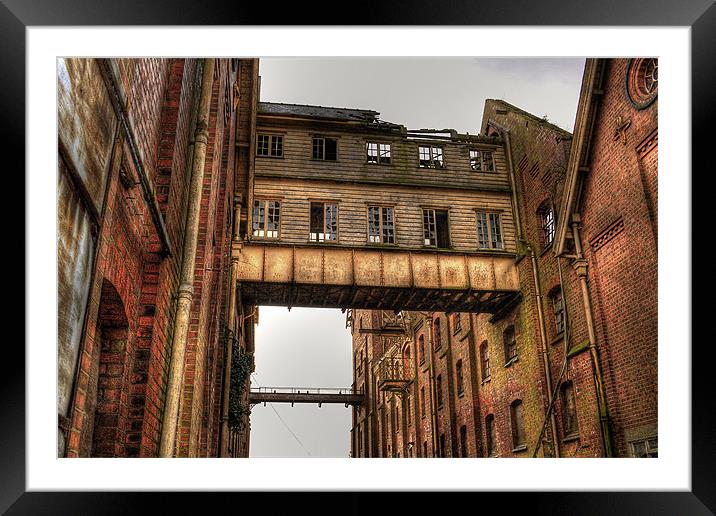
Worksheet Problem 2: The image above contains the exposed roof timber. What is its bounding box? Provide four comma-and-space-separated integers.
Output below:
554, 59, 607, 256
481, 98, 574, 139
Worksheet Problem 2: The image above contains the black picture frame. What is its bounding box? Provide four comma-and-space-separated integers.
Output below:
7, 0, 713, 513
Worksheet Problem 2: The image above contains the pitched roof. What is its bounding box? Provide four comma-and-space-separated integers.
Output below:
483, 99, 573, 138
258, 102, 380, 123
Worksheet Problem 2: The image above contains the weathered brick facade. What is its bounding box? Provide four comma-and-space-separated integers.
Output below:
352, 58, 658, 458
58, 58, 257, 458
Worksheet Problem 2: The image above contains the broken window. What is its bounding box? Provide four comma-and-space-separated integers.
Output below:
539, 201, 555, 247
630, 436, 658, 458
561, 381, 579, 437
309, 202, 338, 242
366, 142, 391, 164
257, 134, 283, 157
456, 359, 464, 395
312, 136, 337, 161
510, 399, 526, 449
423, 209, 450, 248
420, 387, 426, 418
436, 374, 443, 408
476, 212, 504, 250
551, 289, 565, 334
367, 206, 396, 244
486, 414, 496, 457
480, 340, 491, 381
418, 145, 444, 168
252, 199, 280, 238
504, 325, 517, 364
469, 149, 495, 171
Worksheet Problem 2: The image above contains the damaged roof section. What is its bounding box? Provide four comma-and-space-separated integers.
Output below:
259, 101, 395, 125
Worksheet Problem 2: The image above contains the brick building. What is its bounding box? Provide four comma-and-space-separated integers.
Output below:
57, 58, 259, 457
57, 57, 656, 459
351, 58, 658, 458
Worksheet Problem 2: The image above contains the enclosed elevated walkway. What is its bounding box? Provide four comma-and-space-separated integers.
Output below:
235, 243, 520, 313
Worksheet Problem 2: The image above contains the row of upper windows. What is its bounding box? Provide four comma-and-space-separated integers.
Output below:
252, 199, 505, 250
256, 134, 496, 172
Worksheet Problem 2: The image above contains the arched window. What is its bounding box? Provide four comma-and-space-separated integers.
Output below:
480, 341, 491, 381
433, 318, 442, 349
485, 414, 496, 457
402, 345, 411, 379
510, 399, 526, 449
504, 325, 517, 364
627, 58, 658, 109
418, 334, 425, 364
455, 359, 464, 395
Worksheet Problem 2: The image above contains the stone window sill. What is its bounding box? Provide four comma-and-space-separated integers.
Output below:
512, 444, 528, 453
481, 377, 491, 386
562, 433, 580, 444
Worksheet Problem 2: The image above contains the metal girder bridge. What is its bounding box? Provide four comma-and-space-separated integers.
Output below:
249, 387, 365, 407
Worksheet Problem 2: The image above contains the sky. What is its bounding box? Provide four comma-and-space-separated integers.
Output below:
248, 57, 585, 458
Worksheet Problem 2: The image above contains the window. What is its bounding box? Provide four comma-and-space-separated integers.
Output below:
418, 145, 444, 168
252, 199, 280, 238
423, 441, 428, 458
366, 142, 391, 164
476, 212, 504, 249
456, 359, 464, 395
561, 381, 578, 437
480, 341, 491, 381
418, 335, 425, 364
256, 134, 283, 157
504, 325, 517, 364
309, 202, 338, 242
406, 394, 411, 425
460, 425, 468, 457
626, 58, 658, 109
433, 318, 442, 349
551, 289, 565, 334
630, 437, 658, 458
423, 209, 450, 248
395, 404, 400, 432
486, 414, 496, 457
420, 387, 426, 418
510, 399, 526, 449
538, 202, 555, 247
403, 346, 411, 379
436, 375, 443, 408
469, 149, 495, 172
439, 434, 446, 458
367, 206, 396, 244
452, 313, 462, 334
312, 136, 337, 160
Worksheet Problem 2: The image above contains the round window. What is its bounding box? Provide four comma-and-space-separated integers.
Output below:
626, 58, 658, 109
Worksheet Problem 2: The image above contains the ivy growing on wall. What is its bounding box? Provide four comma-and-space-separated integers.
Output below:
224, 326, 254, 431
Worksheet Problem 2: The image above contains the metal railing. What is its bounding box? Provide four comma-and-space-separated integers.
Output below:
250, 386, 361, 396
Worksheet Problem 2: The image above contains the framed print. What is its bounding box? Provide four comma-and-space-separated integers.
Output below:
8, 0, 714, 513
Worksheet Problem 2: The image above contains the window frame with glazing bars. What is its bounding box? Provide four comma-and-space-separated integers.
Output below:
504, 325, 517, 365
367, 205, 396, 244
422, 208, 450, 248
476, 210, 505, 250
418, 145, 445, 169
539, 201, 556, 248
312, 136, 338, 161
366, 141, 392, 165
252, 198, 281, 239
309, 201, 339, 242
469, 149, 495, 172
256, 134, 284, 158
551, 288, 565, 335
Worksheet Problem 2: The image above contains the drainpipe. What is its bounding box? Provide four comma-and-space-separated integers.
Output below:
219, 197, 243, 456
528, 244, 561, 457
425, 315, 439, 457
571, 220, 613, 457
159, 58, 215, 457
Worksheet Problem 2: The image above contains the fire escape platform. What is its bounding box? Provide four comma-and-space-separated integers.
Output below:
234, 243, 520, 313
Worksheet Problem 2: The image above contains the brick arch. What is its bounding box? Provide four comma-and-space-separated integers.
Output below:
91, 278, 131, 457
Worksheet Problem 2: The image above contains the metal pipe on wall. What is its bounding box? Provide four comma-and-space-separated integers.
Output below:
159, 58, 216, 457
